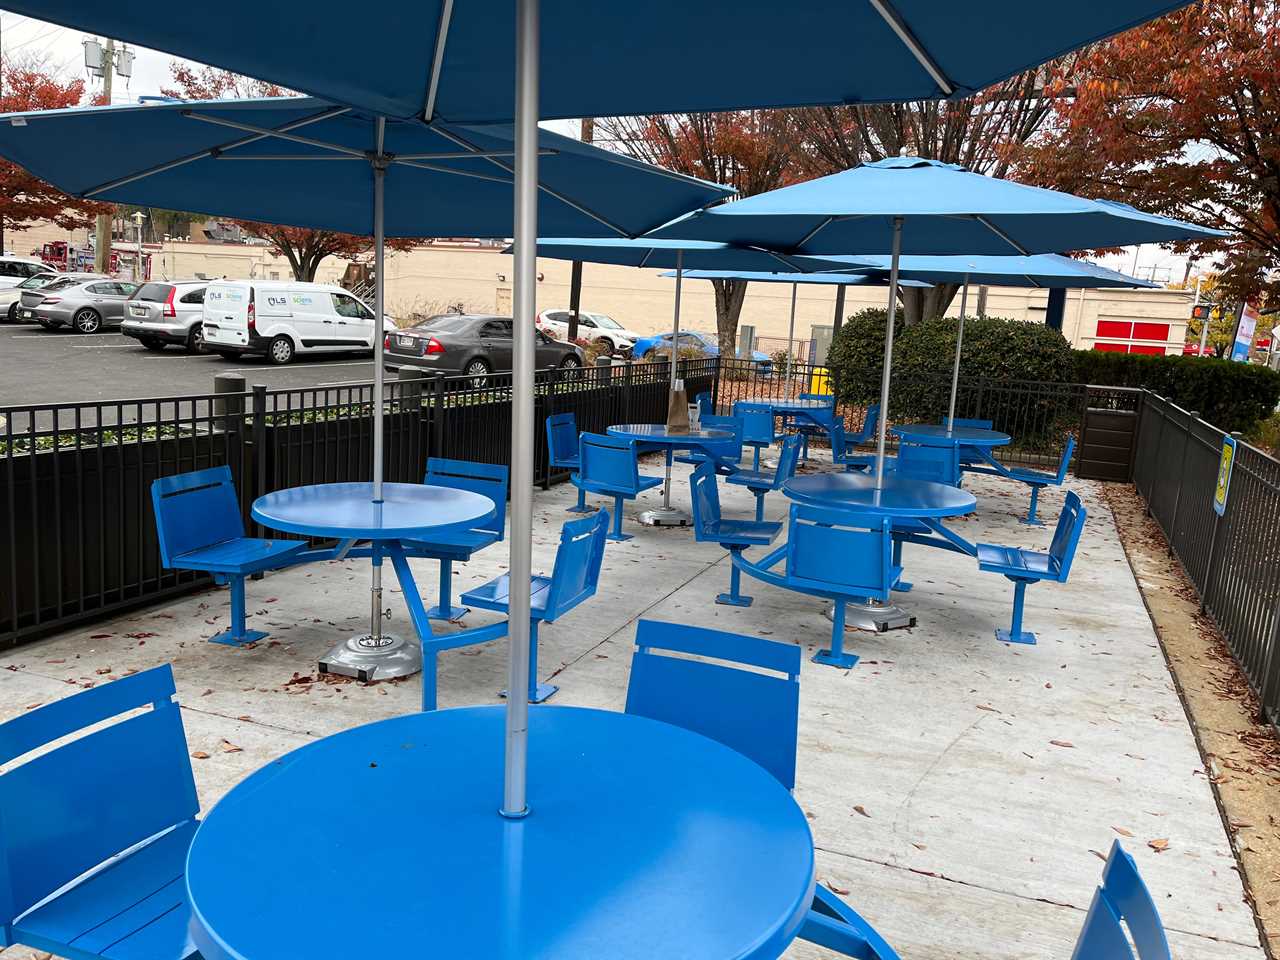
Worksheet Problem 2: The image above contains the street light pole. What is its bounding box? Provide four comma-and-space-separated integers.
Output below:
93, 38, 115, 275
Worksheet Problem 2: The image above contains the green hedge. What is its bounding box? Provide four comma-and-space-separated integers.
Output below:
1073, 352, 1280, 434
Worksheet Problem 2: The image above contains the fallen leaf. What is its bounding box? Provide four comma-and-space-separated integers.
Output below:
95, 667, 111, 675
824, 880, 850, 896
89, 634, 112, 639
853, 805, 871, 818
191, 751, 211, 760
25, 702, 41, 710
1112, 826, 1133, 837
1148, 838, 1170, 853
911, 842, 927, 850
1090, 849, 1108, 862
1050, 740, 1075, 748
219, 739, 243, 754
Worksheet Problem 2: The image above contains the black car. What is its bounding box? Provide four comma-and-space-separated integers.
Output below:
384, 314, 584, 385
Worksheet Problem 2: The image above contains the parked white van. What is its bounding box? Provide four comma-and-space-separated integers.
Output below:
201, 280, 391, 364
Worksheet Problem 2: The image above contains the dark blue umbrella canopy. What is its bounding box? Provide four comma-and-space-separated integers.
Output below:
10, 2, 1197, 122
661, 269, 931, 288
653, 156, 1226, 255
0, 98, 732, 238
816, 253, 1159, 288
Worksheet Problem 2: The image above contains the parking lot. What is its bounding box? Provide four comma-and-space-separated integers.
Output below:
0, 322, 380, 407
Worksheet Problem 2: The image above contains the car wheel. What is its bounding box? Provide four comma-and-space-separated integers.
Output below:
559, 354, 583, 380
592, 336, 612, 354
3, 303, 14, 324
267, 335, 295, 365
186, 323, 206, 354
72, 309, 102, 334
464, 358, 491, 389
140, 337, 167, 352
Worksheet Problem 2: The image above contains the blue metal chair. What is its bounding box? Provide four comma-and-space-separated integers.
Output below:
404, 458, 507, 621
733, 400, 779, 470
1005, 435, 1077, 526
1071, 841, 1172, 960
546, 412, 591, 513
977, 491, 1087, 644
831, 404, 881, 471
688, 460, 782, 607
0, 664, 202, 960
461, 509, 610, 702
727, 433, 802, 521
940, 415, 993, 467
571, 432, 663, 541
896, 441, 962, 486
675, 412, 743, 476
789, 392, 837, 461
694, 390, 715, 418
623, 619, 901, 960
151, 465, 308, 646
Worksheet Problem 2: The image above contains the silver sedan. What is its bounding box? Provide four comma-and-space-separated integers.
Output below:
17, 276, 137, 334
0, 271, 62, 323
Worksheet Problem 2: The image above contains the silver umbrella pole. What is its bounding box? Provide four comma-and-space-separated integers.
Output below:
642, 249, 690, 526
873, 216, 903, 490
502, 0, 538, 820
784, 281, 797, 395
945, 275, 969, 432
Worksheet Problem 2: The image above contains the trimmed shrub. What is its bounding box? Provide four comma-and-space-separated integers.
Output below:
1073, 352, 1280, 434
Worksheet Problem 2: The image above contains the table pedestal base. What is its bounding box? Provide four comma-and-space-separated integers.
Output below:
823, 601, 916, 633
319, 632, 421, 682
640, 506, 691, 527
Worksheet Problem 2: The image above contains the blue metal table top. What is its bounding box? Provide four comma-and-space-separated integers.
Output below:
770, 398, 834, 413
607, 423, 733, 444
251, 481, 496, 540
187, 705, 815, 960
784, 473, 977, 518
893, 423, 1011, 447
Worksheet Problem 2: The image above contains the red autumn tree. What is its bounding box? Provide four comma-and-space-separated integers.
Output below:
1013, 0, 1270, 306
164, 63, 426, 282
0, 58, 107, 252
597, 111, 803, 354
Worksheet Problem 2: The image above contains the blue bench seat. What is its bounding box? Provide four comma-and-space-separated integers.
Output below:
689, 461, 782, 607
572, 433, 663, 541
726, 434, 802, 521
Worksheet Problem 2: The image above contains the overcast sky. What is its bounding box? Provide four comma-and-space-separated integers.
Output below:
1, 10, 1206, 286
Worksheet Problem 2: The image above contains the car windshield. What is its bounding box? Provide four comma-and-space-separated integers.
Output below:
413, 315, 473, 334
133, 283, 174, 302
17, 275, 55, 290
590, 314, 623, 330
41, 278, 80, 292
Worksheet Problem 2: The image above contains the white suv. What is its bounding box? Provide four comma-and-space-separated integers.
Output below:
121, 280, 208, 352
535, 309, 640, 355
0, 255, 52, 289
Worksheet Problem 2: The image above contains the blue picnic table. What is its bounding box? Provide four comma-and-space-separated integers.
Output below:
607, 423, 733, 525
186, 705, 816, 960
891, 423, 1011, 485
251, 482, 497, 691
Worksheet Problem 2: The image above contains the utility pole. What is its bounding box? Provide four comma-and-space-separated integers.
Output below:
93, 38, 115, 274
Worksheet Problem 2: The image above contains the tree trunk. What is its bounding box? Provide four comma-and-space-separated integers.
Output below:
900, 282, 960, 325
712, 278, 749, 356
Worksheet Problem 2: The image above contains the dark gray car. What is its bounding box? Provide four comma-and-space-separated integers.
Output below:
18, 276, 138, 334
384, 314, 584, 385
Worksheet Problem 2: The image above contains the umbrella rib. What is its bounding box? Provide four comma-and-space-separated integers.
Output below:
432, 124, 633, 238
423, 0, 455, 122
215, 154, 363, 160
79, 105, 351, 198
866, 0, 956, 96
794, 217, 835, 250
637, 248, 655, 269
395, 149, 556, 160
973, 215, 1031, 255
391, 157, 513, 185
183, 110, 367, 159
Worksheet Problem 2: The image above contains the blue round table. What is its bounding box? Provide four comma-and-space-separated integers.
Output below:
252, 482, 496, 684
784, 473, 976, 517
187, 705, 815, 960
892, 423, 1010, 448
607, 423, 733, 525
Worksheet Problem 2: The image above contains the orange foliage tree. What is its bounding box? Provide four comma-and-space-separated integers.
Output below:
0, 59, 106, 252
1014, 0, 1272, 305
164, 63, 426, 282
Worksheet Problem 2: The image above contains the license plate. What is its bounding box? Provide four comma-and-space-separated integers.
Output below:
397, 335, 415, 348
128, 304, 147, 316
19, 309, 34, 319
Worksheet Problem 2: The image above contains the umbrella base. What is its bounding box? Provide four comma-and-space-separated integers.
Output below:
639, 506, 691, 527
823, 601, 915, 633
319, 632, 421, 682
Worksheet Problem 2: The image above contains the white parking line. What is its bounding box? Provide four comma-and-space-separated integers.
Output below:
72, 344, 136, 349
226, 361, 370, 373
11, 333, 122, 339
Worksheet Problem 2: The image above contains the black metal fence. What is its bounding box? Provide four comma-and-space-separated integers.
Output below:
0, 357, 715, 647
1133, 392, 1280, 725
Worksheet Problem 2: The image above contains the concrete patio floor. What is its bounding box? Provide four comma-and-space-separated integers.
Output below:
0, 456, 1264, 960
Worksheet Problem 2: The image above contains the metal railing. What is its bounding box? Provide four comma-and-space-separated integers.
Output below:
1133, 392, 1280, 726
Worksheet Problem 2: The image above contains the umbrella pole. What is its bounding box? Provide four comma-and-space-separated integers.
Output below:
785, 282, 797, 396
945, 275, 968, 432
372, 128, 387, 504
874, 217, 903, 489
669, 250, 684, 397
502, 0, 537, 820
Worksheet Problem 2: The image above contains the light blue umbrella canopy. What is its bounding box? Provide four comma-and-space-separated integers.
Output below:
0, 97, 732, 238
816, 253, 1159, 288
653, 156, 1227, 255
661, 269, 930, 287
11, 2, 1198, 122
523, 238, 855, 273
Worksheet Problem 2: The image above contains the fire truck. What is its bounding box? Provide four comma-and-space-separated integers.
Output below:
36, 240, 152, 279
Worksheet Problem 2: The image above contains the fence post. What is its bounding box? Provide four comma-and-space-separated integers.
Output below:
711, 356, 721, 414
214, 372, 246, 505
1167, 409, 1198, 557
542, 364, 559, 490
1258, 600, 1280, 726
430, 373, 446, 461
623, 360, 634, 423
1201, 430, 1242, 613
251, 384, 267, 549
1145, 398, 1168, 514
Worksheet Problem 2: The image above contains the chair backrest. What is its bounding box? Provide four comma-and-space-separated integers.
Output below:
700, 413, 744, 462
940, 416, 994, 430
545, 412, 580, 469
1048, 491, 1087, 582
625, 619, 801, 789
799, 392, 835, 407
688, 461, 723, 541
0, 664, 198, 928
577, 433, 644, 495
151, 465, 245, 566
770, 434, 803, 488
1070, 842, 1172, 960
896, 442, 960, 485
733, 401, 777, 445
850, 403, 880, 443
786, 504, 895, 601
828, 418, 847, 455
1055, 434, 1078, 484
543, 508, 610, 619
695, 391, 714, 417
424, 458, 509, 541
